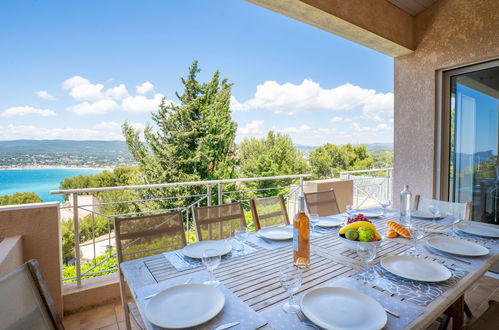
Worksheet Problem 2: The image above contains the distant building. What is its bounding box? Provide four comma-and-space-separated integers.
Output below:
79, 231, 115, 262
60, 194, 100, 221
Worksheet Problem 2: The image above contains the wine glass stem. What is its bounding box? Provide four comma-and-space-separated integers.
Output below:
288, 290, 294, 305
209, 269, 214, 282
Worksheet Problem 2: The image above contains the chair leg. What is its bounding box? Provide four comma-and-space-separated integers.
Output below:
119, 271, 132, 330
464, 301, 473, 318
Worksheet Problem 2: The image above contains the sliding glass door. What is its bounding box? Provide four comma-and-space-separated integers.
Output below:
445, 62, 499, 224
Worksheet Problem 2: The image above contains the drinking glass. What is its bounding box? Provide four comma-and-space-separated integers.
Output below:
428, 203, 440, 223
310, 214, 319, 234
380, 199, 391, 217
356, 243, 377, 280
234, 227, 249, 252
202, 249, 221, 286
409, 223, 425, 253
279, 265, 303, 313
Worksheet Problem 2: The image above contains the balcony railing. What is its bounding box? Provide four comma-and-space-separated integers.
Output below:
51, 174, 310, 287
340, 168, 393, 208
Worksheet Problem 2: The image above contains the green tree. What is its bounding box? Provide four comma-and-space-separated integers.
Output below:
308, 143, 374, 179
237, 131, 309, 197
122, 61, 237, 207
372, 151, 394, 169
0, 192, 42, 205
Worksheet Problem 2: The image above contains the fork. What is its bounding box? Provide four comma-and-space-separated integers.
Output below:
296, 310, 320, 329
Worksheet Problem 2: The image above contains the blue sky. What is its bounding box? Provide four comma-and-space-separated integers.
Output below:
0, 0, 394, 146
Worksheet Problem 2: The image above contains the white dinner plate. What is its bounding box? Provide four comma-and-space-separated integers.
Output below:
314, 217, 344, 228
427, 237, 489, 257
381, 255, 452, 282
358, 212, 383, 218
301, 287, 387, 330
455, 221, 499, 238
258, 226, 293, 240
182, 240, 232, 259
145, 284, 225, 329
411, 210, 445, 220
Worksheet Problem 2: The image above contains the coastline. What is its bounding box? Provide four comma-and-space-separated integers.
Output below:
0, 166, 114, 171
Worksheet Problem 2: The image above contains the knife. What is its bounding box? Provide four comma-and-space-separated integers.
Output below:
423, 245, 471, 264
212, 321, 240, 330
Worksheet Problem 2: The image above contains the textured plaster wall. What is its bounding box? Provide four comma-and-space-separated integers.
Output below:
0, 203, 63, 313
394, 0, 499, 203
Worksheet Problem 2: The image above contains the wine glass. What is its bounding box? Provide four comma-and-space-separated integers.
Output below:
310, 213, 319, 234
234, 227, 249, 252
409, 223, 425, 253
428, 203, 440, 224
279, 265, 303, 313
202, 249, 221, 286
356, 243, 377, 280
380, 199, 391, 217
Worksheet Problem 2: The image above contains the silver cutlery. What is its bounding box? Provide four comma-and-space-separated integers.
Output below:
296, 310, 320, 329
372, 268, 401, 318
212, 321, 240, 330
384, 308, 400, 318
423, 245, 471, 265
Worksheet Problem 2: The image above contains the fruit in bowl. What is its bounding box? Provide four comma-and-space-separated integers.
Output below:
338, 220, 382, 250
346, 213, 372, 224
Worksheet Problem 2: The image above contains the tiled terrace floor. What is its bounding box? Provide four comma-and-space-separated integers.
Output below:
63, 274, 499, 330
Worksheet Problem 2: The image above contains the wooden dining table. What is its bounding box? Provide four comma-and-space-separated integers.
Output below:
121, 211, 499, 329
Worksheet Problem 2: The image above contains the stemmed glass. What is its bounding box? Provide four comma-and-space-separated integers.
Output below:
310, 213, 319, 234
202, 249, 221, 286
380, 199, 391, 217
234, 227, 249, 252
279, 265, 303, 313
428, 203, 440, 224
356, 243, 377, 280
345, 205, 356, 226
409, 223, 425, 253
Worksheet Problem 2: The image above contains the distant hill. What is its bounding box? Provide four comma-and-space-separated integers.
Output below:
0, 140, 134, 168
0, 140, 129, 154
295, 143, 393, 156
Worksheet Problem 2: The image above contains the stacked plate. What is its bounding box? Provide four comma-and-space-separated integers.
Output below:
258, 226, 293, 240
427, 237, 489, 257
301, 287, 387, 330
182, 240, 232, 259
454, 221, 499, 238
145, 284, 225, 328
312, 216, 344, 228
380, 255, 452, 282
411, 211, 445, 220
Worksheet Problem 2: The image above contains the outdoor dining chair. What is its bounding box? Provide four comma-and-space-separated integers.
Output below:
0, 259, 64, 330
304, 189, 341, 217
114, 210, 187, 330
249, 195, 290, 230
193, 202, 247, 241
414, 195, 472, 220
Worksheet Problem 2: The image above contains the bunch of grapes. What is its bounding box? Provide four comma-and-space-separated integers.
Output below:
346, 213, 371, 224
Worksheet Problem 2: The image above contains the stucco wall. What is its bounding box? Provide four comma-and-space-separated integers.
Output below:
0, 203, 63, 313
394, 0, 499, 204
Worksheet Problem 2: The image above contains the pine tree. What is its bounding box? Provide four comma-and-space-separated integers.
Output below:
122, 61, 238, 201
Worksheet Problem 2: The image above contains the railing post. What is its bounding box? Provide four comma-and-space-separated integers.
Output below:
217, 183, 222, 205
299, 176, 304, 195
207, 184, 212, 206
72, 193, 81, 288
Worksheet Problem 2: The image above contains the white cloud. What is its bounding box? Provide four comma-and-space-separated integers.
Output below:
35, 90, 56, 101
276, 124, 311, 134
136, 81, 154, 95
0, 124, 124, 140
61, 76, 90, 90
1, 106, 56, 117
69, 82, 105, 101
67, 99, 119, 116
237, 120, 264, 135
331, 116, 353, 123
121, 93, 164, 114
231, 79, 394, 122
105, 84, 129, 100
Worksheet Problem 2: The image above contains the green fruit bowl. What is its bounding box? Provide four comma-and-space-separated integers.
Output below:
338, 234, 383, 251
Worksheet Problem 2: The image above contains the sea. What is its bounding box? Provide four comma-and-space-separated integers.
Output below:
0, 168, 103, 202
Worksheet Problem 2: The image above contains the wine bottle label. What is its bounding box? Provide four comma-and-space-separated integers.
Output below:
293, 228, 298, 251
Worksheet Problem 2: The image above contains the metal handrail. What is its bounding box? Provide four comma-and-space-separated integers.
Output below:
340, 168, 393, 175
54, 174, 309, 287
51, 174, 310, 195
